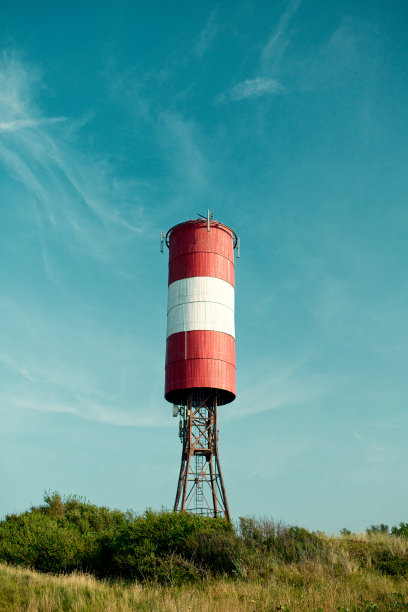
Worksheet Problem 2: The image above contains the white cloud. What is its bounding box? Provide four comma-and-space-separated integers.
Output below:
0, 322, 167, 429
193, 9, 220, 57
215, 1, 299, 105
101, 60, 216, 212
0, 50, 145, 281
217, 77, 284, 104
159, 110, 208, 191
6, 395, 165, 428
0, 352, 35, 381
228, 353, 337, 420
0, 117, 67, 131
261, 0, 300, 73
293, 18, 372, 92
231, 77, 284, 100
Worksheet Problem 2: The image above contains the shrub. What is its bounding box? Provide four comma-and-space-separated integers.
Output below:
2, 492, 408, 586
391, 523, 408, 538
0, 511, 84, 573
184, 528, 241, 575
366, 524, 389, 535
0, 493, 128, 575
342, 540, 380, 570
102, 509, 235, 582
340, 528, 352, 536
0, 496, 240, 583
374, 550, 408, 576
238, 518, 324, 563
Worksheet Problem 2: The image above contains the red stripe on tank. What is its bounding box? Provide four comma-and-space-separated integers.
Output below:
166, 330, 235, 367
168, 222, 235, 286
165, 359, 236, 398
168, 252, 235, 286
165, 330, 236, 399
169, 222, 234, 262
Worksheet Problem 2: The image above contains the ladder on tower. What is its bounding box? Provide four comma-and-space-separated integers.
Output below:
195, 454, 204, 514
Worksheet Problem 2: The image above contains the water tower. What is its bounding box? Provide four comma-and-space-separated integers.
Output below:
161, 211, 239, 520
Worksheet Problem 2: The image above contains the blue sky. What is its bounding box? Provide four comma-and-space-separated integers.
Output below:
1, 0, 407, 534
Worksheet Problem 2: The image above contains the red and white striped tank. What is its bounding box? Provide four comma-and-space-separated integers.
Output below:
165, 219, 236, 406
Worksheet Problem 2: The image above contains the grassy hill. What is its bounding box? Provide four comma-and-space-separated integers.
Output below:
0, 494, 408, 611
1, 555, 408, 611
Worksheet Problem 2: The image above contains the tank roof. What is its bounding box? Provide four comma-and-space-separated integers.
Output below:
165, 218, 238, 249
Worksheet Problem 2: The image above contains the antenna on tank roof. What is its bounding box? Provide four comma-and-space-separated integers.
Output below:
160, 231, 166, 253
197, 209, 213, 233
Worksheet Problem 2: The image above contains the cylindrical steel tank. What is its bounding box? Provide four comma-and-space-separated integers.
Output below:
165, 218, 237, 406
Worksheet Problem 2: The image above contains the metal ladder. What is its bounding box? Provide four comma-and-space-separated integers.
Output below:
195, 455, 204, 513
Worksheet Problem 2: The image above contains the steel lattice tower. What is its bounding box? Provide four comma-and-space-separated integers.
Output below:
174, 391, 230, 519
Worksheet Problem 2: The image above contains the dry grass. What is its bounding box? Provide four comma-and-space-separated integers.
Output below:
1, 557, 408, 612
343, 531, 408, 555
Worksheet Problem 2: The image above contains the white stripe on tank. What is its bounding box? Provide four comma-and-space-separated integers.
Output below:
167, 276, 235, 338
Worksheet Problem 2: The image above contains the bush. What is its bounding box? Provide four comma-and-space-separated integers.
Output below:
2, 493, 408, 585
0, 494, 237, 583
238, 517, 324, 564
0, 511, 84, 573
184, 528, 241, 575
391, 523, 408, 538
340, 528, 352, 536
0, 493, 129, 575
366, 524, 389, 535
102, 509, 235, 582
342, 540, 379, 570
374, 550, 408, 576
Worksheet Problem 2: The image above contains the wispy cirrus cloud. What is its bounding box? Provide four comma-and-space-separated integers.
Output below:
216, 2, 299, 104
217, 77, 284, 103
5, 393, 165, 428
104, 60, 215, 214
228, 353, 337, 420
0, 301, 166, 428
159, 110, 208, 189
0, 117, 67, 131
295, 18, 371, 92
0, 50, 145, 281
261, 0, 300, 73
193, 9, 220, 57
0, 352, 35, 382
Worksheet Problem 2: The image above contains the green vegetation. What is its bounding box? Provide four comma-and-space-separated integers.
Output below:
0, 493, 234, 582
0, 493, 408, 610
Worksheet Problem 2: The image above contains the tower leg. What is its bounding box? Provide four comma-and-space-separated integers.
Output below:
173, 392, 230, 521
